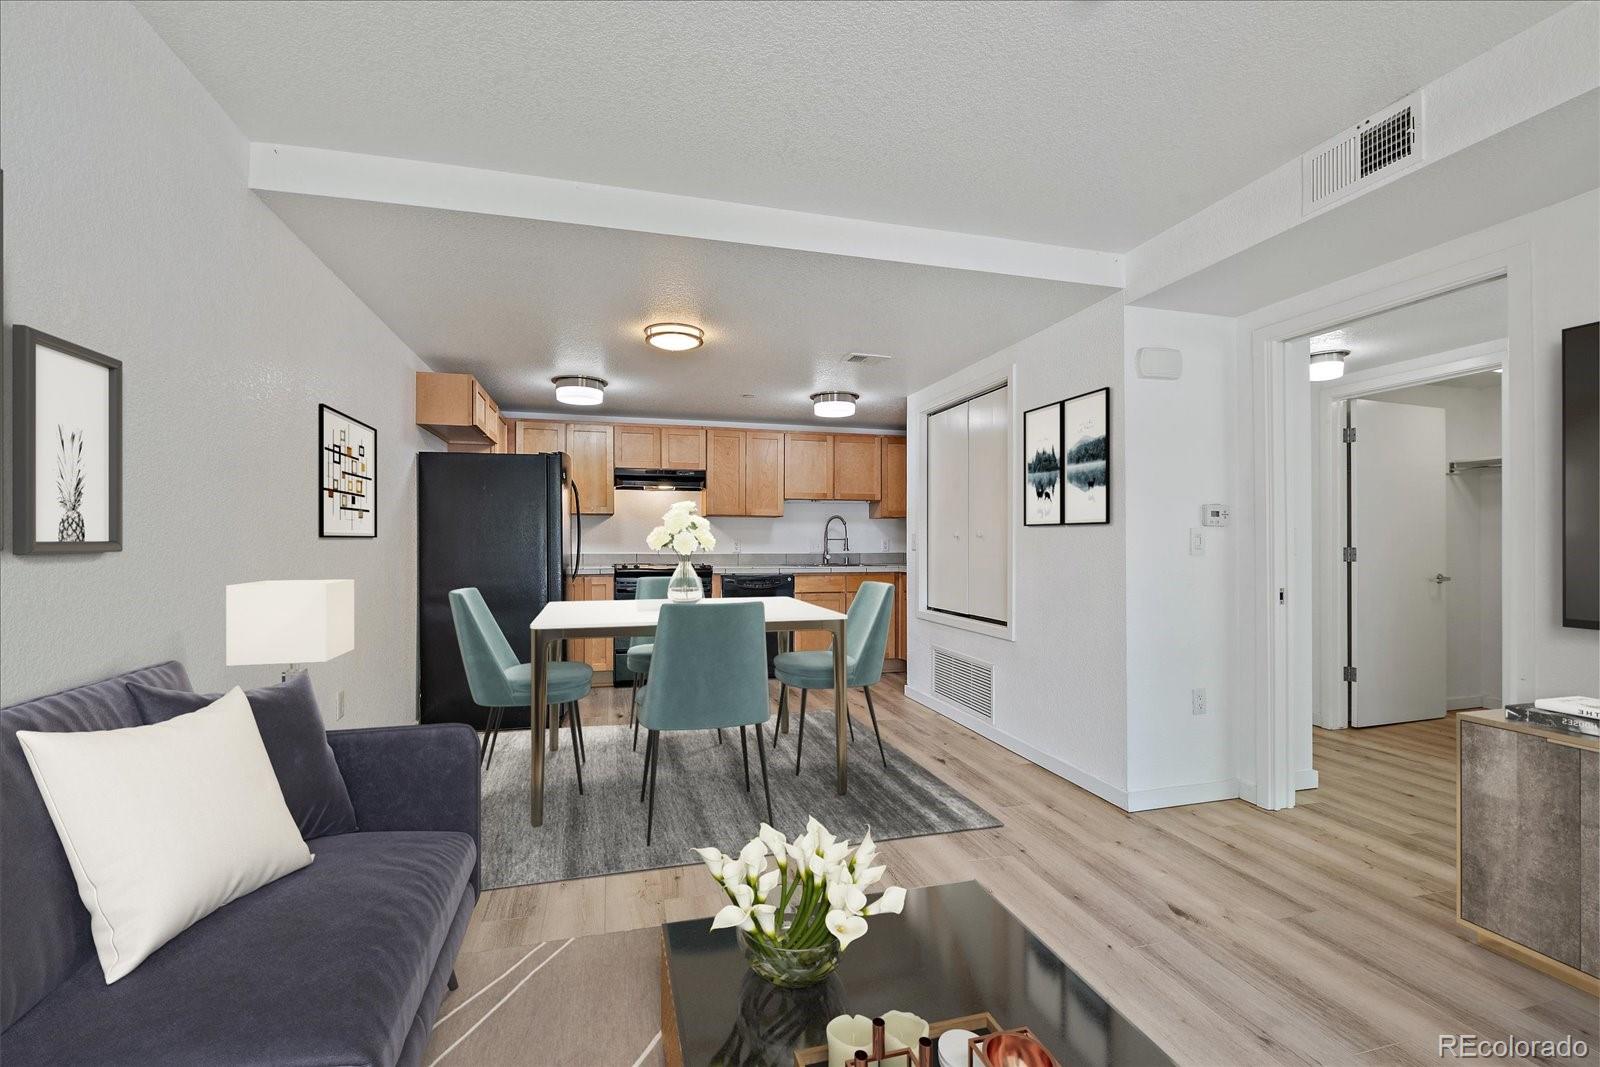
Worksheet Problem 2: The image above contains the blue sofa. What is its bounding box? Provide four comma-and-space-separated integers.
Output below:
0, 662, 480, 1067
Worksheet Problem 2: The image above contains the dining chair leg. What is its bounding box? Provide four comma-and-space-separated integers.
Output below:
639, 729, 655, 802
794, 688, 807, 775
568, 704, 585, 795
772, 684, 788, 747
485, 708, 504, 771
645, 730, 661, 846
573, 701, 586, 763
632, 681, 642, 751
863, 686, 888, 769
755, 723, 774, 827
716, 728, 724, 746
479, 708, 495, 766
740, 725, 750, 792
847, 708, 856, 743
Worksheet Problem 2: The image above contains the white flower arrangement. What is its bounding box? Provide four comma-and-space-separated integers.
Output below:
646, 499, 716, 557
694, 819, 906, 951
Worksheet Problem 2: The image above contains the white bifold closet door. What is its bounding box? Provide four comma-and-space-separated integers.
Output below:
925, 386, 1010, 624
926, 402, 970, 616
1350, 398, 1448, 727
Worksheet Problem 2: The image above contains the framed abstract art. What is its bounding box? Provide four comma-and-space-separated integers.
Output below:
319, 404, 376, 538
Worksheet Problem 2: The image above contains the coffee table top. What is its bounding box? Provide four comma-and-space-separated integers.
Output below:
660, 880, 1170, 1066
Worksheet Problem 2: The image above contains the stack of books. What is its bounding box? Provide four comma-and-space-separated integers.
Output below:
1505, 696, 1600, 738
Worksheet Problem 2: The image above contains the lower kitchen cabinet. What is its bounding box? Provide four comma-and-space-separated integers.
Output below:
565, 576, 614, 677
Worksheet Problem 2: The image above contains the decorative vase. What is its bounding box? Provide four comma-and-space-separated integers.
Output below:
668, 557, 702, 602
739, 929, 840, 988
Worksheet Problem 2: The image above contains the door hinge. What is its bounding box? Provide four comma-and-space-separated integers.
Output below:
1343, 665, 1358, 683
1342, 426, 1357, 444
1342, 546, 1358, 563
1278, 587, 1286, 604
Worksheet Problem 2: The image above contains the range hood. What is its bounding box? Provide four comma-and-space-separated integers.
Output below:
614, 467, 707, 492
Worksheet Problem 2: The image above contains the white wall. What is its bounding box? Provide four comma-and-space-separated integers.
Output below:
1373, 380, 1503, 710
579, 491, 906, 556
905, 295, 1129, 805
1122, 308, 1242, 807
0, 2, 436, 725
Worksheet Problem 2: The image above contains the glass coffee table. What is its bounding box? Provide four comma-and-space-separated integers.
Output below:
659, 880, 1171, 1066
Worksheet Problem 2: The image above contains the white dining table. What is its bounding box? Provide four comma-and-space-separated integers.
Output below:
526, 595, 848, 826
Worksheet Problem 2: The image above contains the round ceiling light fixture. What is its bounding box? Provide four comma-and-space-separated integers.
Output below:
810, 391, 859, 419
552, 375, 607, 406
1308, 349, 1349, 382
644, 323, 705, 351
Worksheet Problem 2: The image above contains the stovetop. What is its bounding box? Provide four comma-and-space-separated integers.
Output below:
613, 562, 713, 578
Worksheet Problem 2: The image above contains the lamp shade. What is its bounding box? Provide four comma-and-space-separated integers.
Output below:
226, 580, 355, 666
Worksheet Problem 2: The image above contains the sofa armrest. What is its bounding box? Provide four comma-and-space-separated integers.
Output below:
327, 723, 481, 892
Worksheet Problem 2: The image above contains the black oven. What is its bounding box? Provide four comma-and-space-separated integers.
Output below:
611, 563, 713, 686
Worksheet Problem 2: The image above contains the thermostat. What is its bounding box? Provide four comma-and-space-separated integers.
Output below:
1201, 503, 1230, 527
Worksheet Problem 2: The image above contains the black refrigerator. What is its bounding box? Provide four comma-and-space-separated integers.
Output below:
418, 452, 576, 729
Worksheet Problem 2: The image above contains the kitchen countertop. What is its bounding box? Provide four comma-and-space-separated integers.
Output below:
573, 563, 906, 576
573, 553, 906, 577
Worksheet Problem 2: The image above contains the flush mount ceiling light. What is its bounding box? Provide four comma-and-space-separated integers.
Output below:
644, 323, 704, 351
811, 391, 859, 419
552, 375, 607, 406
1308, 349, 1349, 382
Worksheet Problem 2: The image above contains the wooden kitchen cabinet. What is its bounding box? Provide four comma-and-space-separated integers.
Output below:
872, 436, 907, 518
566, 576, 615, 676
704, 428, 746, 515
832, 435, 882, 501
661, 426, 707, 470
745, 431, 785, 515
516, 419, 566, 455
565, 423, 614, 515
416, 372, 498, 445
793, 574, 848, 652
784, 433, 834, 500
894, 574, 907, 660
613, 425, 661, 469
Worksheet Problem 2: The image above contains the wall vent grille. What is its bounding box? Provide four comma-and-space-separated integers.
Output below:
1301, 92, 1423, 214
932, 647, 994, 720
842, 352, 894, 365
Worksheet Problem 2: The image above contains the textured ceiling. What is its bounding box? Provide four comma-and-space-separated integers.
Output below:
1309, 276, 1506, 375
135, 0, 1563, 252
260, 192, 1108, 427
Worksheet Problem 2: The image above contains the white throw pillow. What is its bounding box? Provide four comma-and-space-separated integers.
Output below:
17, 687, 313, 983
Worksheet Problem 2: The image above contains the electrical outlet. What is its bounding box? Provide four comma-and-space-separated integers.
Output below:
881, 536, 890, 551
337, 691, 347, 720
732, 539, 741, 553
1188, 528, 1206, 556
1191, 688, 1207, 716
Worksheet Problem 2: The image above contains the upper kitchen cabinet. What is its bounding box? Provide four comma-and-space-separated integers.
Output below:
515, 419, 566, 455
832, 435, 882, 501
745, 431, 785, 515
613, 425, 661, 468
416, 372, 499, 445
565, 423, 615, 514
871, 436, 907, 518
661, 426, 707, 470
704, 428, 745, 515
784, 433, 834, 500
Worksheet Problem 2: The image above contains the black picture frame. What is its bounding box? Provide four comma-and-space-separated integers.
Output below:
1022, 399, 1065, 526
319, 403, 377, 538
11, 325, 124, 554
1061, 386, 1111, 526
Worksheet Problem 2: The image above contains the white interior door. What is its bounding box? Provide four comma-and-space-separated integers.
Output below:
926, 401, 970, 616
1350, 398, 1448, 727
966, 386, 1010, 623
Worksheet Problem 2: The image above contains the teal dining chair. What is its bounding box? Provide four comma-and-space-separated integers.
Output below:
772, 580, 893, 774
626, 575, 669, 750
637, 601, 774, 845
449, 587, 593, 791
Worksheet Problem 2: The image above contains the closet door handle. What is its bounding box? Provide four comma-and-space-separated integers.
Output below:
1432, 573, 1452, 584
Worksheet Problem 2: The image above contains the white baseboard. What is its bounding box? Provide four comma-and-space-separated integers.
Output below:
1295, 768, 1320, 791
904, 685, 1130, 810
1447, 694, 1484, 711
1125, 778, 1240, 811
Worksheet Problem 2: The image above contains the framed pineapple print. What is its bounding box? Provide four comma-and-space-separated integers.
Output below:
11, 326, 123, 554
319, 404, 376, 538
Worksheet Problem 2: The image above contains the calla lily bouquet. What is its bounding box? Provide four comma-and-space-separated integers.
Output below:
646, 499, 716, 556
695, 819, 906, 953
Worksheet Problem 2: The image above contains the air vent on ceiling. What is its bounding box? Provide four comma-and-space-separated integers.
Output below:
932, 647, 994, 720
1301, 91, 1424, 214
842, 352, 893, 366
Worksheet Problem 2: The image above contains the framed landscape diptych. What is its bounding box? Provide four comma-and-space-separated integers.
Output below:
11, 326, 123, 554
1023, 401, 1064, 526
1062, 387, 1111, 525
319, 404, 376, 538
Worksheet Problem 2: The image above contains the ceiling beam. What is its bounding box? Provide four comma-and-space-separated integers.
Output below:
248, 143, 1124, 287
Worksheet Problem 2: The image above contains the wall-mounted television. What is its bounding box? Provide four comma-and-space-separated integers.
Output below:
1563, 321, 1598, 629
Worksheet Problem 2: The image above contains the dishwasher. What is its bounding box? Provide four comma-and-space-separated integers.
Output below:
718, 572, 794, 677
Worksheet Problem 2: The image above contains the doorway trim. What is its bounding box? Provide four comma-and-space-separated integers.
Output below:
1312, 339, 1507, 731
1239, 242, 1534, 810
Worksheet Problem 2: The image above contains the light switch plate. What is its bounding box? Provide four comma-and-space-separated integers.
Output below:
1189, 528, 1206, 556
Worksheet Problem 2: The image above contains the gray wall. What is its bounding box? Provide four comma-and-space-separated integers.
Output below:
0, 1, 436, 725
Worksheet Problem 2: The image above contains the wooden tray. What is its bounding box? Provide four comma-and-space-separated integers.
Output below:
792, 1012, 1004, 1066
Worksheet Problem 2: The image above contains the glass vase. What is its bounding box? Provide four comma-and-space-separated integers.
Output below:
739, 929, 840, 988
668, 557, 703, 602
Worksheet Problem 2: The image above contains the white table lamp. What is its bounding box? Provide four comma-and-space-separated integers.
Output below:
226, 579, 355, 680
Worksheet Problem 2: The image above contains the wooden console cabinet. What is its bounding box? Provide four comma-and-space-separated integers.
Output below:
1457, 710, 1599, 993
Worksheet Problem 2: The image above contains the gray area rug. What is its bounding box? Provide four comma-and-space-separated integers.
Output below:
480, 717, 1000, 890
